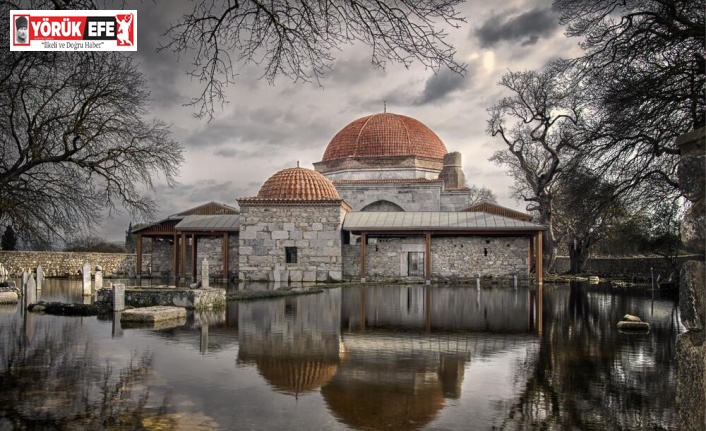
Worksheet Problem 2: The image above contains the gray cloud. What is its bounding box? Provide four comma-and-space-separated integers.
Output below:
475, 7, 559, 48
416, 68, 469, 105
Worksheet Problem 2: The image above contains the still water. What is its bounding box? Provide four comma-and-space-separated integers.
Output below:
0, 280, 682, 430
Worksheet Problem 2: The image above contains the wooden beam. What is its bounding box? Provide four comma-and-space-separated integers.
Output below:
172, 233, 178, 278
191, 234, 198, 279
360, 233, 367, 282
425, 231, 431, 284
536, 232, 543, 285
180, 233, 187, 278
136, 233, 142, 278
223, 232, 229, 282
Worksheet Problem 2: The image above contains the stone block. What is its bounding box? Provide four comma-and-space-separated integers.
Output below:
0, 291, 19, 304
290, 230, 302, 240
676, 331, 706, 430
303, 231, 317, 240
328, 270, 342, 281
121, 306, 187, 323
289, 270, 303, 282
317, 230, 340, 240
312, 222, 323, 231
680, 260, 705, 331
272, 230, 289, 240
283, 222, 295, 231
239, 228, 257, 240
303, 271, 317, 282
682, 206, 706, 255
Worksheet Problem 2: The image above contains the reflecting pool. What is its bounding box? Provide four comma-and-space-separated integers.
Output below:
0, 280, 682, 430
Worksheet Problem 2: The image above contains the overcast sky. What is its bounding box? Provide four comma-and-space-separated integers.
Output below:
100, 0, 582, 242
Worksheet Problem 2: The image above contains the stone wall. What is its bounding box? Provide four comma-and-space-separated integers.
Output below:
674, 127, 705, 430
0, 250, 149, 277
239, 203, 345, 282
194, 235, 239, 278
553, 255, 702, 278
146, 234, 239, 279
150, 238, 174, 276
342, 235, 530, 282
440, 190, 475, 212
336, 182, 442, 211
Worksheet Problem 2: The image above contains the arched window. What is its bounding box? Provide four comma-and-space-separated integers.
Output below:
360, 200, 404, 212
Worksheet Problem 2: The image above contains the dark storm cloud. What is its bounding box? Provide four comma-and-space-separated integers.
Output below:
475, 7, 559, 48
121, 1, 186, 107
416, 68, 470, 105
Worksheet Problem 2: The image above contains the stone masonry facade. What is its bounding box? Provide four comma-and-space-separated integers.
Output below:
342, 236, 530, 282
239, 203, 346, 282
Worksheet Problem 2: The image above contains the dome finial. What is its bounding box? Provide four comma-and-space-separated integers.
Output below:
383, 99, 387, 113
297, 160, 300, 168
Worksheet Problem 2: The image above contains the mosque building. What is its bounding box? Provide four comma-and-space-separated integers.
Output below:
133, 112, 546, 284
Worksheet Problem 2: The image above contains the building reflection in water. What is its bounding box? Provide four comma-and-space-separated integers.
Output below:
237, 289, 344, 396
237, 285, 542, 430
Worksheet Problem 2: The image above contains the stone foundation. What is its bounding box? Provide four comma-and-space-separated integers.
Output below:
96, 287, 226, 310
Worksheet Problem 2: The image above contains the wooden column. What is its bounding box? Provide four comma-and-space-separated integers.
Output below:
180, 233, 187, 278
528, 235, 535, 272
425, 231, 432, 284
191, 234, 198, 279
223, 232, 229, 281
136, 233, 142, 278
536, 232, 543, 285
360, 233, 367, 282
172, 233, 179, 279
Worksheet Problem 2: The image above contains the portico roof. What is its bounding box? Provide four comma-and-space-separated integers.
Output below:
175, 214, 241, 231
342, 211, 546, 233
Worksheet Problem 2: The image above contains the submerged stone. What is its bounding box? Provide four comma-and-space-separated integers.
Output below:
121, 306, 187, 323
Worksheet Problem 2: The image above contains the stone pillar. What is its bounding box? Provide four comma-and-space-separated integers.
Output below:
25, 273, 36, 305
201, 258, 209, 289
94, 265, 103, 290
113, 283, 125, 312
675, 127, 705, 431
35, 265, 43, 290
82, 262, 92, 296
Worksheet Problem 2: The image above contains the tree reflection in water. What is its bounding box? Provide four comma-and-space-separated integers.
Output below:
0, 313, 165, 430
497, 282, 679, 430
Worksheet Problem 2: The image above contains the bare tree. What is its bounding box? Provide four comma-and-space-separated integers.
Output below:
488, 68, 585, 271
554, 0, 704, 196
467, 185, 498, 206
553, 167, 626, 274
160, 0, 467, 118
1, 3, 184, 244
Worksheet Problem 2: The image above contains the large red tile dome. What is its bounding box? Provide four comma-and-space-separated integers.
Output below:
257, 167, 340, 200
322, 113, 448, 162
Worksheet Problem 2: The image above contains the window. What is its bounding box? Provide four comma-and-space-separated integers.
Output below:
285, 247, 297, 263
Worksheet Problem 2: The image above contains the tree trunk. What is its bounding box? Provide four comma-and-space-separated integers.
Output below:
538, 198, 558, 272
568, 236, 592, 275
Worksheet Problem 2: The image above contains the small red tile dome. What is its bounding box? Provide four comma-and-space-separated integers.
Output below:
322, 113, 448, 162
257, 167, 340, 200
